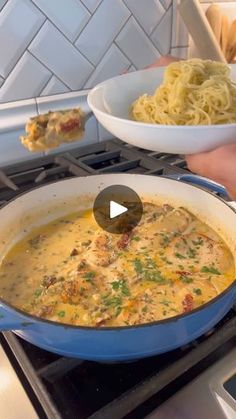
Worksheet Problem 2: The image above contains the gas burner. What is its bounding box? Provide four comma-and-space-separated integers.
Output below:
0, 140, 190, 206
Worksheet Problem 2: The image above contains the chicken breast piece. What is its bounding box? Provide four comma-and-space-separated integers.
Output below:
165, 231, 234, 274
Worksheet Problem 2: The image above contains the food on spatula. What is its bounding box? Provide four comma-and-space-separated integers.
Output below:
20, 108, 85, 152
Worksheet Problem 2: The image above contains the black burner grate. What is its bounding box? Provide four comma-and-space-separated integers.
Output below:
0, 140, 189, 202
0, 139, 235, 419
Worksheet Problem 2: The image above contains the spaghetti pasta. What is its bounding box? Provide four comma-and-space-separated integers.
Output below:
131, 59, 236, 126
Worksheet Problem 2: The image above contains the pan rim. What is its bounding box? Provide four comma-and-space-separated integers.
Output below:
0, 173, 236, 331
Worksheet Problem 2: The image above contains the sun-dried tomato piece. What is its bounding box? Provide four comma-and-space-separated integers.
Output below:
60, 118, 81, 133
117, 233, 131, 250
182, 294, 194, 313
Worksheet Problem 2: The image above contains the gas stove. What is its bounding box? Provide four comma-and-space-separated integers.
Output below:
0, 139, 236, 419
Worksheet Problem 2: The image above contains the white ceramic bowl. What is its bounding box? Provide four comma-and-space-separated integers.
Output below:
87, 65, 236, 155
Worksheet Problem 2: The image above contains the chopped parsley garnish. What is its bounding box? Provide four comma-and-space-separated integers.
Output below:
161, 256, 173, 265
82, 240, 92, 247
175, 252, 186, 259
146, 258, 156, 269
170, 308, 178, 313
152, 212, 159, 220
111, 279, 130, 296
145, 270, 167, 284
34, 288, 42, 297
103, 295, 123, 308
132, 236, 141, 242
160, 300, 170, 306
192, 238, 204, 246
115, 306, 122, 317
142, 306, 148, 314
28, 234, 45, 249
83, 271, 96, 282
57, 311, 65, 317
200, 266, 221, 275
187, 247, 197, 259
180, 275, 193, 284
193, 288, 202, 295
133, 258, 143, 273
133, 257, 168, 284
111, 281, 120, 291
160, 234, 170, 246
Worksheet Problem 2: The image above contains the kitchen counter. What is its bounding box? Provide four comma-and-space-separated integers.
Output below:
0, 343, 38, 419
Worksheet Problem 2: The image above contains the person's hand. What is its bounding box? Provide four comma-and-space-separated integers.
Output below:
147, 56, 236, 200
186, 144, 236, 199
146, 55, 180, 69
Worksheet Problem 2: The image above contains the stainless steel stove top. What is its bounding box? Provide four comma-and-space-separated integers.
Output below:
0, 139, 236, 419
148, 347, 236, 419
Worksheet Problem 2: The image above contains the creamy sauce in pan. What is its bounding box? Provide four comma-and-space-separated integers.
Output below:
0, 202, 234, 327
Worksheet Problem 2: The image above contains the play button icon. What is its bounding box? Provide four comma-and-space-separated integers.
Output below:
110, 201, 128, 219
93, 185, 143, 234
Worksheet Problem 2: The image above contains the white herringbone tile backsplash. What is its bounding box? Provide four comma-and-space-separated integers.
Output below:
0, 0, 189, 103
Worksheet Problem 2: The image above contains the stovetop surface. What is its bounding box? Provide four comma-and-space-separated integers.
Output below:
0, 139, 236, 419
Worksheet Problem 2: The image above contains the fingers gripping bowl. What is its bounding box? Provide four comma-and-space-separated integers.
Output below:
0, 174, 236, 361
87, 61, 236, 154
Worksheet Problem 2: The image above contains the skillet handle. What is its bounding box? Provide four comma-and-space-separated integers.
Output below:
167, 174, 230, 199
0, 304, 34, 331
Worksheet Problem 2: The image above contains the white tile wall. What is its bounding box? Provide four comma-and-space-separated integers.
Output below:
123, 0, 166, 35
128, 65, 136, 72
80, 0, 102, 13
171, 46, 189, 59
32, 0, 90, 42
0, 128, 45, 166
116, 17, 161, 69
160, 0, 172, 9
151, 6, 172, 55
171, 0, 189, 49
0, 0, 181, 104
36, 90, 91, 114
0, 0, 45, 78
41, 76, 69, 96
0, 51, 51, 102
0, 98, 37, 132
0, 98, 45, 166
29, 21, 93, 89
0, 0, 7, 10
98, 123, 114, 143
75, 0, 131, 65
84, 44, 131, 88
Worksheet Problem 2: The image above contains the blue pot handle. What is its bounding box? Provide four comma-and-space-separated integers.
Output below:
0, 304, 34, 330
166, 174, 229, 199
